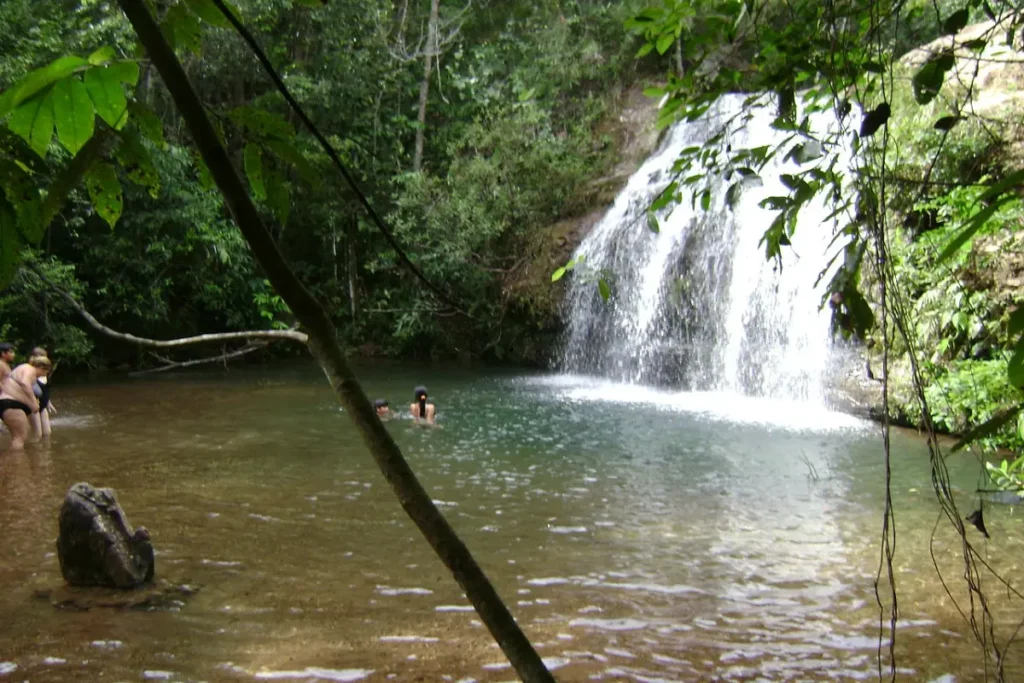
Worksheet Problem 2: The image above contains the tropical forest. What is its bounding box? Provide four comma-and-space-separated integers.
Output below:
0, 0, 1023, 681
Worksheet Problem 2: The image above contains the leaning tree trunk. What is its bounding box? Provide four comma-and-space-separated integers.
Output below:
115, 2, 554, 681
412, 0, 439, 173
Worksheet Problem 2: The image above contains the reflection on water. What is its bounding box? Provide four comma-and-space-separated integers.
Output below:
0, 362, 1021, 682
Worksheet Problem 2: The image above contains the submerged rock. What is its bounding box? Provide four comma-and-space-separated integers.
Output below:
56, 482, 155, 589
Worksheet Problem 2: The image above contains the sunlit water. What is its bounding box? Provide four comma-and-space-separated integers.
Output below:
1, 363, 1022, 682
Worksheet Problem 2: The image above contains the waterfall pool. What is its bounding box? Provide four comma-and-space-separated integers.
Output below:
0, 363, 1019, 682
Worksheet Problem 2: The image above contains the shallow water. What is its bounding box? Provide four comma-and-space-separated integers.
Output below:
0, 362, 1022, 682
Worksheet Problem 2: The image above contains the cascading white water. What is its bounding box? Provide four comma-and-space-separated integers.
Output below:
560, 95, 848, 403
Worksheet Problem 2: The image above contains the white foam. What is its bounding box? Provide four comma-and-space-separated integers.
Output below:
253, 668, 373, 681
375, 585, 433, 596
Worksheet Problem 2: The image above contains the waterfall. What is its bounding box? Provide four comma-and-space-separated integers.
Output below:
560, 95, 847, 404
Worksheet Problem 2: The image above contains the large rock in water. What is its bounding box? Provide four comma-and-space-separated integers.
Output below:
56, 483, 155, 589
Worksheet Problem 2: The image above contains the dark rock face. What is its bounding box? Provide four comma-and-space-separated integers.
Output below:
56, 483, 155, 589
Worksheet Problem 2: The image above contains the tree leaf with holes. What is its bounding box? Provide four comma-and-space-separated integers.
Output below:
84, 161, 123, 228
115, 131, 160, 198
0, 160, 43, 243
84, 66, 128, 129
598, 278, 611, 301
0, 55, 88, 119
244, 143, 266, 200
912, 52, 954, 105
52, 77, 95, 155
8, 91, 54, 158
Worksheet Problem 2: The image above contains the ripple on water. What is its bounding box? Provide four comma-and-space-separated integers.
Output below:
375, 585, 433, 596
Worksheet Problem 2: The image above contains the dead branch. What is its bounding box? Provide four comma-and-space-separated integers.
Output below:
130, 342, 269, 376
24, 263, 309, 347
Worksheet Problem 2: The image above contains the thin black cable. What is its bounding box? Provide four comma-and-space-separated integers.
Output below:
209, 0, 475, 320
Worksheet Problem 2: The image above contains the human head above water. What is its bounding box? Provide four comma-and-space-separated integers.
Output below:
413, 386, 428, 402
373, 399, 390, 415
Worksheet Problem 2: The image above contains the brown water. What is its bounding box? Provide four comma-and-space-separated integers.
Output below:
0, 363, 1022, 682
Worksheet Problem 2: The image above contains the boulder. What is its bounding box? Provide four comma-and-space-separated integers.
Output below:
56, 482, 155, 589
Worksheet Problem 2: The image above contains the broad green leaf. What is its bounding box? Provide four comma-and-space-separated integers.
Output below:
636, 43, 655, 58
655, 33, 674, 55
700, 189, 711, 211
0, 55, 88, 119
84, 67, 128, 129
942, 8, 969, 35
84, 161, 123, 228
107, 60, 141, 87
163, 3, 203, 56
87, 46, 117, 66
265, 139, 316, 182
975, 169, 1024, 205
244, 143, 266, 200
266, 169, 290, 226
41, 133, 106, 227
1009, 307, 1024, 337
598, 278, 611, 302
128, 101, 165, 148
0, 128, 45, 174
1010, 338, 1024, 390
551, 266, 566, 282
0, 160, 43, 242
951, 405, 1022, 451
912, 53, 954, 105
186, 0, 239, 27
647, 212, 660, 233
643, 86, 665, 98
52, 77, 95, 155
115, 131, 160, 198
229, 106, 294, 140
8, 91, 54, 158
0, 197, 21, 288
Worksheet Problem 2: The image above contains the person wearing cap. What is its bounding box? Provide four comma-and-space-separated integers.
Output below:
373, 399, 393, 421
409, 386, 436, 425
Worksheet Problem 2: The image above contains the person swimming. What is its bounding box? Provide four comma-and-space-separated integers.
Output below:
373, 399, 392, 420
409, 386, 436, 425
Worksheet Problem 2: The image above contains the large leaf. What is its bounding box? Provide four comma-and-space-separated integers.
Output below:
912, 52, 955, 105
186, 0, 240, 27
0, 160, 43, 243
8, 91, 55, 158
52, 77, 95, 155
265, 139, 317, 182
244, 143, 266, 200
114, 131, 160, 198
0, 55, 88, 119
266, 169, 290, 226
88, 46, 117, 66
84, 161, 123, 228
107, 60, 141, 87
128, 101, 166, 148
41, 133, 107, 227
84, 66, 128, 129
0, 197, 21, 289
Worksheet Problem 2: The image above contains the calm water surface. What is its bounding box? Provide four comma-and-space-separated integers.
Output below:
0, 363, 1022, 682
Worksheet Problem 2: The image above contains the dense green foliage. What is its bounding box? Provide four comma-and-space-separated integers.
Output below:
0, 0, 647, 366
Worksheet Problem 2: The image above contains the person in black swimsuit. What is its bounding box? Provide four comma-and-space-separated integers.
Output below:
0, 355, 51, 450
29, 348, 55, 437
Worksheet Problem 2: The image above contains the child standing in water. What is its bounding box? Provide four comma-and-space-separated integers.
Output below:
409, 386, 436, 425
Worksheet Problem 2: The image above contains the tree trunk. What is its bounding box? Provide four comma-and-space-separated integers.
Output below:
412, 0, 439, 173
115, 2, 554, 681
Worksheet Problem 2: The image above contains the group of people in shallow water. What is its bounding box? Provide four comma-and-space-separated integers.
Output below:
372, 385, 436, 425
0, 344, 56, 450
